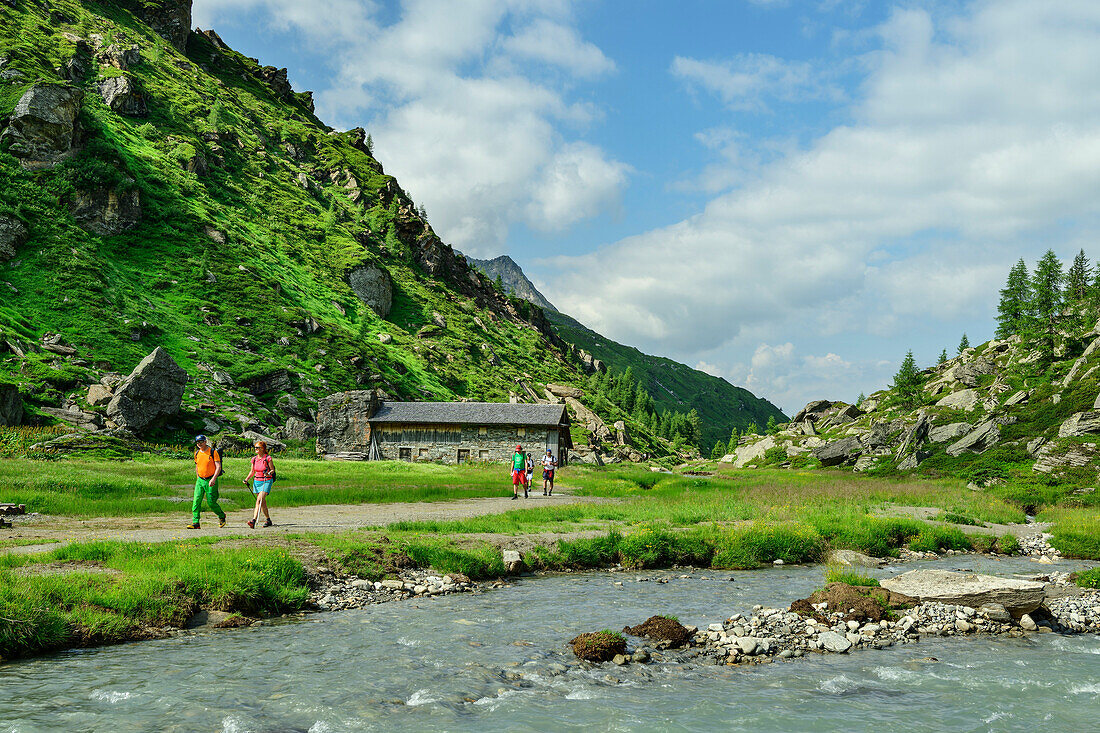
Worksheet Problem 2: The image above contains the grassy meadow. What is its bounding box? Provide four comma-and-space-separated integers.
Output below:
1, 455, 1098, 661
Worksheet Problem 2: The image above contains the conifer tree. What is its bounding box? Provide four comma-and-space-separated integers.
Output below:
938, 349, 948, 364
892, 350, 923, 407
746, 422, 759, 436
856, 392, 866, 406
727, 427, 740, 453
957, 334, 970, 354
995, 259, 1031, 338
1067, 249, 1091, 302
765, 415, 778, 434
711, 441, 725, 459
1027, 248, 1064, 362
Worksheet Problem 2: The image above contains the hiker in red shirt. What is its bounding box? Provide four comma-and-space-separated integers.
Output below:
243, 440, 276, 528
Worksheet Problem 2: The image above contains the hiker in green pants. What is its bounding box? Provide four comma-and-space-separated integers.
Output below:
188, 435, 226, 529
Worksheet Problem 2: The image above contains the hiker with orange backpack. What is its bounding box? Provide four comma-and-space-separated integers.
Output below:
188, 435, 226, 529
243, 440, 276, 528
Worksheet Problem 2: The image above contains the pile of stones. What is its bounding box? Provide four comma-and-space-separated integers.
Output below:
692, 583, 1100, 666
309, 568, 476, 611
1018, 531, 1061, 560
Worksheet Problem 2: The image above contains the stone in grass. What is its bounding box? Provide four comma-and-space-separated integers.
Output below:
570, 631, 627, 663
622, 615, 693, 648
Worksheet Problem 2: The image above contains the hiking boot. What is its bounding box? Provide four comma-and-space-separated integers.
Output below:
262, 519, 272, 528
247, 519, 255, 529
511, 494, 518, 500
186, 523, 200, 529
218, 517, 227, 528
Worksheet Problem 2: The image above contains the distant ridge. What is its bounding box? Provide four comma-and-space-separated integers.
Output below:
467, 255, 557, 312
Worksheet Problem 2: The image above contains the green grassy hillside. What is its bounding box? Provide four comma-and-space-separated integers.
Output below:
0, 1, 586, 433
546, 310, 786, 448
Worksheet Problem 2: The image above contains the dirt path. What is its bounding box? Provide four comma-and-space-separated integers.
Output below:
0, 488, 612, 555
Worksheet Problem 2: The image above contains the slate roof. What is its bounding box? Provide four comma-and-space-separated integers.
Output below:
368, 401, 568, 427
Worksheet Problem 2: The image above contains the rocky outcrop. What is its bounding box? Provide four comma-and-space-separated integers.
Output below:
0, 84, 83, 166
0, 215, 28, 261
929, 422, 971, 443
725, 435, 775, 468
935, 388, 981, 411
314, 390, 379, 457
105, 347, 188, 434
284, 416, 315, 441
894, 412, 930, 461
546, 383, 584, 399
565, 396, 611, 442
240, 370, 292, 396
0, 383, 22, 426
880, 570, 1045, 616
98, 76, 148, 116
953, 357, 997, 387
1057, 411, 1100, 438
813, 436, 863, 466
1032, 442, 1095, 474
70, 185, 142, 235
346, 265, 392, 318
130, 0, 192, 51
945, 420, 1000, 456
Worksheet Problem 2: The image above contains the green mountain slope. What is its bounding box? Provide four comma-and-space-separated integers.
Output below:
0, 1, 596, 437
545, 310, 787, 449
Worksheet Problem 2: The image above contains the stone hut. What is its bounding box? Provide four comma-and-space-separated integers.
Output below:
314, 392, 571, 465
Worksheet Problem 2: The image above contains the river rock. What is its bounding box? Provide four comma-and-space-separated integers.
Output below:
978, 603, 1012, 623
1, 83, 83, 165
818, 631, 852, 653
1019, 613, 1037, 631
105, 347, 188, 434
503, 549, 525, 574
0, 383, 23, 426
881, 570, 1045, 615
945, 421, 1000, 456
98, 76, 148, 116
0, 215, 28, 261
347, 265, 392, 318
827, 549, 886, 568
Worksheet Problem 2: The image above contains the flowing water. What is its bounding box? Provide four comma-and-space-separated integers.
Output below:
4, 556, 1099, 732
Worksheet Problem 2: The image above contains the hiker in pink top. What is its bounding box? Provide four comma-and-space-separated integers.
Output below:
243, 441, 276, 528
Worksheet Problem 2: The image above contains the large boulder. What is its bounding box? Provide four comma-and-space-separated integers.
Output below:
346, 265, 392, 318
792, 399, 833, 423
97, 76, 148, 116
1058, 411, 1100, 438
929, 422, 972, 443
880, 569, 1045, 616
935, 388, 981, 411
283, 416, 315, 441
0, 215, 28, 262
546, 383, 584, 399
0, 383, 22, 426
813, 436, 863, 467
730, 435, 776, 468
894, 413, 930, 460
70, 184, 141, 235
0, 84, 83, 165
314, 390, 378, 457
565, 396, 612, 442
945, 420, 1000, 456
105, 347, 188, 434
240, 369, 292, 396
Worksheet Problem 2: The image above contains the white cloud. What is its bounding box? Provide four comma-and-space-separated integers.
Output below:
546, 1, 1100, 412
671, 53, 842, 112
192, 0, 628, 256
503, 18, 615, 78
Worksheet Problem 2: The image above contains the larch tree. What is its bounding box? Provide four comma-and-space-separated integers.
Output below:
1027, 248, 1064, 362
957, 334, 970, 354
892, 350, 923, 407
995, 259, 1031, 338
1066, 249, 1092, 302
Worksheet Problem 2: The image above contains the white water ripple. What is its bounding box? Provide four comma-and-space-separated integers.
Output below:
90, 690, 133, 704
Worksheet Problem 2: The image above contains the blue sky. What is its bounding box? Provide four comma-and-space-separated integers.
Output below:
192, 0, 1100, 414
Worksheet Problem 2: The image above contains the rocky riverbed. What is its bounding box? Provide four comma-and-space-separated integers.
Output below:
307, 567, 486, 611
